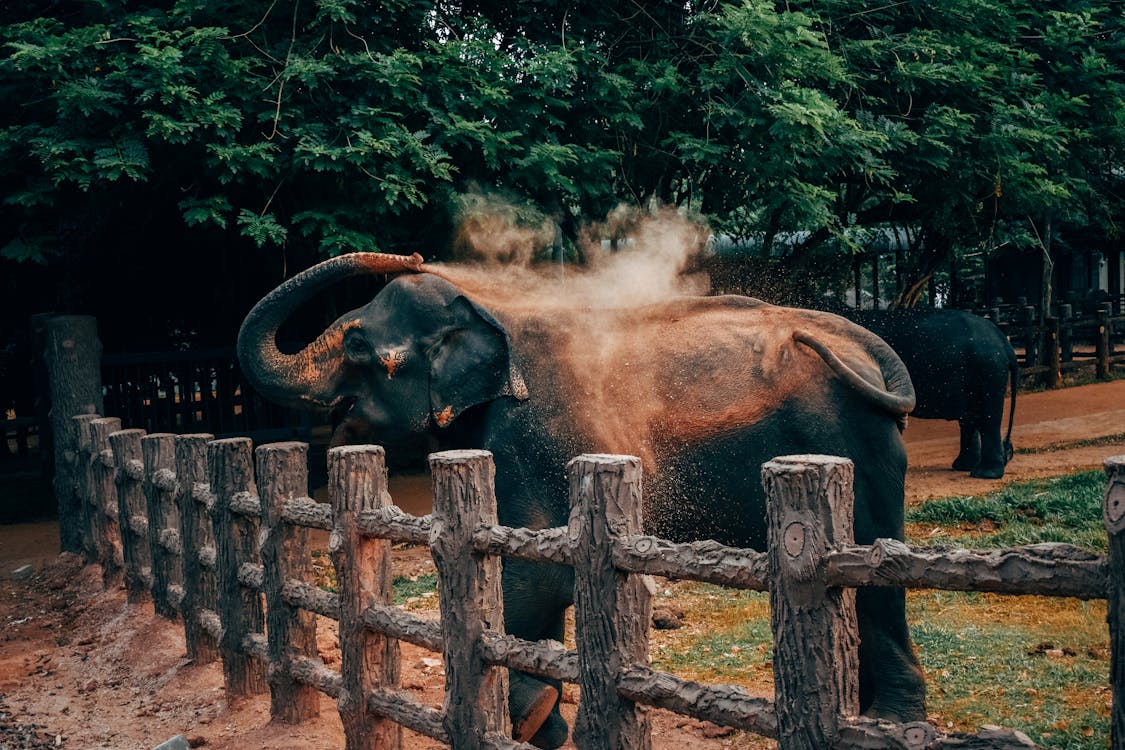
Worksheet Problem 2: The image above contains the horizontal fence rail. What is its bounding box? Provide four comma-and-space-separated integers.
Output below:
65, 410, 1124, 750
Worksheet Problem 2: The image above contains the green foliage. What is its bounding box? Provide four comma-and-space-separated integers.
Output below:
0, 0, 1122, 319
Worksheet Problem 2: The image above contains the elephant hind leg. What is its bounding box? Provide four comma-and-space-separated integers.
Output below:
970, 429, 1008, 478
951, 419, 981, 472
969, 398, 1009, 479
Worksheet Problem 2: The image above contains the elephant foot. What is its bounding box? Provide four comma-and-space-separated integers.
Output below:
860, 682, 927, 725
861, 700, 928, 725
970, 464, 1005, 479
513, 684, 560, 745
951, 453, 980, 472
510, 673, 567, 748
525, 708, 570, 749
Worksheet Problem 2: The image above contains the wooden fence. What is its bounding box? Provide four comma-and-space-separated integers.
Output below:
976, 301, 1125, 387
100, 347, 315, 441
66, 410, 1125, 750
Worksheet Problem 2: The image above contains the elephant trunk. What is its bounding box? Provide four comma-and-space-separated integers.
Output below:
236, 252, 425, 409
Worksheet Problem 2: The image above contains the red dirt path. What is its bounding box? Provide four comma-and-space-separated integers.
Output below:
1, 379, 1122, 749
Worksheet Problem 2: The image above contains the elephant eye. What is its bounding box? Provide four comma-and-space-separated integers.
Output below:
343, 330, 372, 363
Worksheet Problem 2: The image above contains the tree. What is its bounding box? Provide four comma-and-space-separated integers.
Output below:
2, 0, 1123, 339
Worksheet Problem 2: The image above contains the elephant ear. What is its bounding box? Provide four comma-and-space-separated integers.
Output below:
427, 295, 528, 428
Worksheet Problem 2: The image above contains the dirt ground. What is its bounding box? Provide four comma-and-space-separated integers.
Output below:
0, 379, 1123, 750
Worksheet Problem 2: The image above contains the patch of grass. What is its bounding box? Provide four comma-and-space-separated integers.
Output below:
906, 470, 1106, 551
392, 573, 438, 605
909, 591, 1109, 749
649, 585, 773, 685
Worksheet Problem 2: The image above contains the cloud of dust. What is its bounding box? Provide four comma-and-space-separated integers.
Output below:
435, 203, 712, 311
427, 203, 724, 474
449, 189, 556, 266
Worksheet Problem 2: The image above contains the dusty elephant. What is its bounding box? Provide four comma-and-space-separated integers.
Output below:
237, 252, 927, 747
840, 308, 1018, 479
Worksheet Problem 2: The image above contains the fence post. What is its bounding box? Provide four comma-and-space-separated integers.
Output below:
430, 450, 511, 748
43, 315, 103, 552
1097, 308, 1113, 379
329, 445, 402, 750
569, 454, 652, 750
89, 417, 124, 589
1044, 317, 1061, 388
762, 455, 859, 750
176, 434, 220, 665
1059, 304, 1074, 362
1105, 456, 1125, 749
257, 441, 320, 722
208, 437, 268, 697
72, 413, 101, 564
143, 433, 179, 619
1022, 305, 1039, 366
110, 429, 151, 605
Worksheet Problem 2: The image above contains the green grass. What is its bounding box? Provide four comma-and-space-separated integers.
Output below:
392, 573, 438, 605
910, 591, 1108, 749
906, 470, 1107, 551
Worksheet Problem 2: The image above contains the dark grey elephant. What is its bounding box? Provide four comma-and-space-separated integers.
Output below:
238, 252, 927, 747
841, 308, 1018, 479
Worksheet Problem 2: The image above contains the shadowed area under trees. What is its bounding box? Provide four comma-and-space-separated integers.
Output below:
0, 0, 1123, 348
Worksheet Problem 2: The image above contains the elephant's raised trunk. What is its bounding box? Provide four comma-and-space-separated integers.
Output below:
236, 252, 425, 409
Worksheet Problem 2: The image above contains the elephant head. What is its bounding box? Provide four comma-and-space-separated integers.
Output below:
236, 253, 527, 441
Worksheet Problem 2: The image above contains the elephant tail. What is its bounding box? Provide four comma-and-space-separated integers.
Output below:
793, 330, 916, 420
1004, 356, 1018, 462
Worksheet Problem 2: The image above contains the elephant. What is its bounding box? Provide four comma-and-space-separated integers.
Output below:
237, 252, 927, 747
839, 308, 1018, 479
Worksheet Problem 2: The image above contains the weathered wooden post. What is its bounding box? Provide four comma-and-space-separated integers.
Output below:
89, 417, 124, 588
1058, 303, 1074, 362
430, 450, 511, 748
110, 428, 152, 605
329, 445, 402, 750
208, 437, 268, 697
1044, 317, 1061, 389
143, 433, 180, 619
257, 441, 320, 722
762, 455, 859, 750
1097, 307, 1113, 379
176, 434, 220, 664
1022, 305, 1039, 366
1105, 455, 1125, 750
43, 315, 103, 552
72, 413, 101, 564
569, 454, 652, 750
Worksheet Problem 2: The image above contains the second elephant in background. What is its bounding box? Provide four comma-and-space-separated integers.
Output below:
840, 308, 1018, 479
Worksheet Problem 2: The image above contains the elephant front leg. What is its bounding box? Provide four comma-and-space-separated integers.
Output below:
503, 558, 573, 749
951, 419, 981, 472
856, 586, 927, 723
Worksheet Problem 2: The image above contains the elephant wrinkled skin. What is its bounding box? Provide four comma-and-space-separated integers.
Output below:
237, 252, 927, 747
